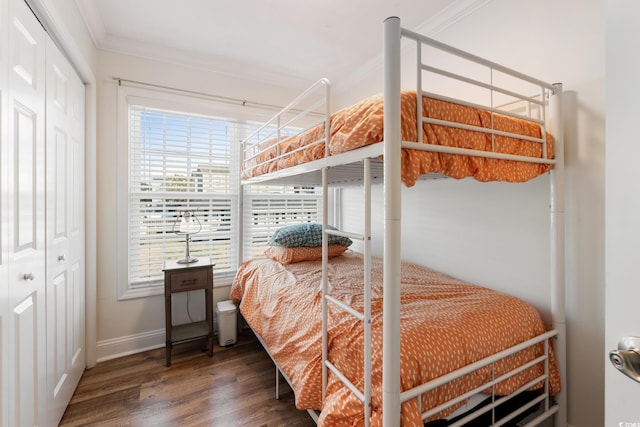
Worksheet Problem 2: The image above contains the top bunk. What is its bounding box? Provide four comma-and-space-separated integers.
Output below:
241, 20, 562, 188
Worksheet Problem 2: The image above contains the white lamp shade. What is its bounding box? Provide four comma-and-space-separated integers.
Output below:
179, 213, 200, 234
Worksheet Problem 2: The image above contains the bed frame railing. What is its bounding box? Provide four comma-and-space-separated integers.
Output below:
241, 78, 330, 180
402, 25, 557, 165
405, 330, 558, 425
383, 16, 565, 427
239, 15, 565, 427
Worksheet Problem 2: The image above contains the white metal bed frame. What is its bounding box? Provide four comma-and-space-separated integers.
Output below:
240, 16, 565, 427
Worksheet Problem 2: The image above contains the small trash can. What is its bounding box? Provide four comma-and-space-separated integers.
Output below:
216, 300, 237, 346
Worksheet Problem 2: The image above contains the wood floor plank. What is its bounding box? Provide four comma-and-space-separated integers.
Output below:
60, 331, 316, 426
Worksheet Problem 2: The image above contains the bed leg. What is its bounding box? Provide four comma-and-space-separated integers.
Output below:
275, 367, 280, 400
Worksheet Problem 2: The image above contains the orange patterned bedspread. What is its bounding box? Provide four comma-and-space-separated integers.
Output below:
242, 92, 553, 187
230, 252, 560, 427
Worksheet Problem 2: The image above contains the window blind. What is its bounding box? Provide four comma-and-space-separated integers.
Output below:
128, 105, 239, 286
127, 103, 320, 289
243, 186, 320, 260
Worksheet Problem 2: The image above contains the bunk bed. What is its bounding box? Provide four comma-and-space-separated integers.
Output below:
233, 17, 565, 427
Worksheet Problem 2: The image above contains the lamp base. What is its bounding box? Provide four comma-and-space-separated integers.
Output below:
176, 256, 199, 264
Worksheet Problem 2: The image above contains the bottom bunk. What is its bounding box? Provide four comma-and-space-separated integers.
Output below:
230, 251, 560, 427
254, 331, 547, 427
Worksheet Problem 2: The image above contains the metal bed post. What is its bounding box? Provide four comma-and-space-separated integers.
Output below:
363, 158, 372, 427
549, 82, 566, 427
383, 16, 402, 427
321, 78, 331, 401
238, 148, 244, 266
415, 38, 423, 145
322, 165, 329, 400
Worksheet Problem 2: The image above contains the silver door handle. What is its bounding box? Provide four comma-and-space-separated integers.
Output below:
58, 254, 65, 261
23, 273, 35, 281
609, 336, 640, 383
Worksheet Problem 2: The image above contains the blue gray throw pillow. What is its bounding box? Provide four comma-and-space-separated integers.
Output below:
268, 223, 352, 248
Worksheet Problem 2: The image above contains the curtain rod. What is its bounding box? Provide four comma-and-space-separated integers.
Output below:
112, 77, 285, 112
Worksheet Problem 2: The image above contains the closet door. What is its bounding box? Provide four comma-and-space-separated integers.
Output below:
0, 0, 10, 425
6, 0, 46, 425
44, 36, 85, 425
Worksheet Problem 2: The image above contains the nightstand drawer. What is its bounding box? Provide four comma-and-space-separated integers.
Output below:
169, 269, 209, 292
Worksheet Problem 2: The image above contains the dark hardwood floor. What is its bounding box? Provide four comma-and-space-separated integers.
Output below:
59, 331, 316, 427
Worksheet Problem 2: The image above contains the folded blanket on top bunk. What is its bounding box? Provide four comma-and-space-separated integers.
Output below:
230, 251, 561, 427
242, 91, 554, 187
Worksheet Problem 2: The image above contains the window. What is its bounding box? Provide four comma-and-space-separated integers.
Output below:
117, 87, 320, 299
243, 184, 320, 260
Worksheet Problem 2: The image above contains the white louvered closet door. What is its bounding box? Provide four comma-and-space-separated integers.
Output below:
0, 0, 10, 425
44, 36, 85, 426
6, 0, 47, 425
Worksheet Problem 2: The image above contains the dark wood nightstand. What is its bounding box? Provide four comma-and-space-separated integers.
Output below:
162, 257, 215, 367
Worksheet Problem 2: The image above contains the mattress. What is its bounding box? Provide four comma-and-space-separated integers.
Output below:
229, 252, 560, 427
242, 91, 554, 187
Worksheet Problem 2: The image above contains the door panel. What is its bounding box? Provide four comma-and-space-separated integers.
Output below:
44, 36, 85, 426
14, 103, 37, 251
50, 63, 67, 114
14, 294, 37, 427
70, 261, 82, 365
10, 17, 37, 90
606, 2, 640, 425
53, 128, 68, 241
7, 0, 46, 425
51, 271, 67, 396
0, 0, 10, 425
2, 1, 86, 425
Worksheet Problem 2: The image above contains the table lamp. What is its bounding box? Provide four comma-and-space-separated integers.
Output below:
173, 210, 202, 264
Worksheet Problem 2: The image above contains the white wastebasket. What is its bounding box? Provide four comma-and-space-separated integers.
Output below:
216, 300, 237, 346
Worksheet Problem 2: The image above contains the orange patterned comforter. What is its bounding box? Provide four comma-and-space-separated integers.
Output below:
242, 92, 553, 186
230, 252, 560, 427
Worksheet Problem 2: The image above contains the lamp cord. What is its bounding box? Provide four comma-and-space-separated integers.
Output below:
186, 292, 195, 323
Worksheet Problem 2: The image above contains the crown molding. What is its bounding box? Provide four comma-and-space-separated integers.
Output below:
76, 0, 494, 93
414, 0, 494, 35
75, 0, 313, 89
334, 0, 494, 97
74, 0, 106, 49
99, 34, 315, 91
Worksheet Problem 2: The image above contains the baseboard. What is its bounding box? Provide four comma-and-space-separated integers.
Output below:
96, 328, 165, 362
95, 320, 230, 363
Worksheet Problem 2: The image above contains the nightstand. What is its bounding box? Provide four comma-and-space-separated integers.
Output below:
162, 257, 215, 367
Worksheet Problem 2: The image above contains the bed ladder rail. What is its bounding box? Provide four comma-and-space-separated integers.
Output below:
321, 159, 373, 427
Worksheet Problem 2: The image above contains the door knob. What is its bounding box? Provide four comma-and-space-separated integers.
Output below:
23, 273, 35, 281
609, 336, 640, 383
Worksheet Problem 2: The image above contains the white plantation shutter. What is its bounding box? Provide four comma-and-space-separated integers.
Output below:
125, 99, 320, 291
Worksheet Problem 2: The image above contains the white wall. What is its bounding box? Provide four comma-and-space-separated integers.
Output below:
339, 1, 604, 426
95, 50, 306, 360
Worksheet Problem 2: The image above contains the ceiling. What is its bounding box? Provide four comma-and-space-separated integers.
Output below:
76, 0, 488, 88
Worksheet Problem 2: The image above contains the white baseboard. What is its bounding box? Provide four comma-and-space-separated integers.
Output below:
96, 328, 165, 363
95, 320, 228, 363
